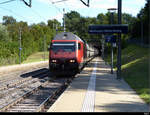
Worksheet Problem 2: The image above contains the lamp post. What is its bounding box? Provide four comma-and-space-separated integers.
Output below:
117, 0, 122, 79
108, 8, 117, 25
63, 8, 66, 32
108, 8, 117, 74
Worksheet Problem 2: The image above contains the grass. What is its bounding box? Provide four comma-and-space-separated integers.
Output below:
105, 44, 150, 104
22, 51, 49, 64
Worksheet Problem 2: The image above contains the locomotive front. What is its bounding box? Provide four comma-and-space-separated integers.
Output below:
49, 32, 83, 76
50, 41, 78, 70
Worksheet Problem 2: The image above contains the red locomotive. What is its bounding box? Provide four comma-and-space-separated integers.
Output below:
49, 32, 97, 76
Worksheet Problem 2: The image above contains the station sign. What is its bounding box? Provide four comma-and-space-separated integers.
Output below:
88, 24, 128, 34
105, 35, 116, 43
19, 48, 22, 50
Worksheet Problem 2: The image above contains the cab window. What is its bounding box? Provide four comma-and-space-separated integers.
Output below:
78, 43, 81, 50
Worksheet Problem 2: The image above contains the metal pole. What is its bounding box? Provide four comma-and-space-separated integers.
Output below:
44, 35, 46, 61
63, 8, 66, 32
19, 27, 22, 64
111, 42, 113, 74
108, 8, 116, 74
141, 18, 143, 46
117, 0, 122, 79
101, 34, 105, 60
111, 12, 114, 74
56, 24, 58, 34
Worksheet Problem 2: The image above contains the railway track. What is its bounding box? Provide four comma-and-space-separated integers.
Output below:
0, 68, 49, 110
0, 76, 73, 112
0, 60, 90, 112
0, 68, 48, 91
0, 63, 76, 112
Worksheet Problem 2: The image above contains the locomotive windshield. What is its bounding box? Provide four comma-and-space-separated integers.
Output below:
51, 42, 76, 52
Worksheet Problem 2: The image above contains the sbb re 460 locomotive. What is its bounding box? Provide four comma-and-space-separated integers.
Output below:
49, 32, 98, 76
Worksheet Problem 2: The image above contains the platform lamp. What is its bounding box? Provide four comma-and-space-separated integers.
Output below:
107, 8, 117, 74
107, 8, 117, 25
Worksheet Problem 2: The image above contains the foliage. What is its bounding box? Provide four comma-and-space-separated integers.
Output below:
23, 51, 49, 64
122, 45, 149, 104
0, 16, 58, 66
3, 16, 16, 25
131, 0, 149, 44
0, 24, 10, 42
0, 1, 149, 66
105, 44, 150, 104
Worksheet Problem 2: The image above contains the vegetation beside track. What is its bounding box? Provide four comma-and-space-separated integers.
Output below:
22, 51, 49, 64
105, 44, 150, 104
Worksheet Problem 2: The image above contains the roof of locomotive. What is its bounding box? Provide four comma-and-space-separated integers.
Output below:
53, 32, 84, 43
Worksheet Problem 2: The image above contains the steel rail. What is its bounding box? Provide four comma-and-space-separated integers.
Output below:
0, 80, 44, 112
36, 81, 66, 112
1, 77, 72, 112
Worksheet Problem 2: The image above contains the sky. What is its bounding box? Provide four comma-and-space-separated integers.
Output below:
0, 0, 147, 25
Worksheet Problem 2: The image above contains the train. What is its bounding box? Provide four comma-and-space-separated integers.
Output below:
49, 32, 98, 76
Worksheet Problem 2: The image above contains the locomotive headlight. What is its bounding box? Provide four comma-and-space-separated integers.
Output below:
70, 59, 75, 63
52, 59, 57, 63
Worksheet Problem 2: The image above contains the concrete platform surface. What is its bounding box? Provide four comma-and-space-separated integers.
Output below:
47, 57, 149, 112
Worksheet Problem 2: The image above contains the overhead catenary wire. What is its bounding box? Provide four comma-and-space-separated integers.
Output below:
50, 0, 89, 7
49, 0, 63, 14
49, 0, 90, 19
61, 0, 89, 17
0, 0, 90, 25
0, 0, 35, 24
0, 6, 32, 22
0, 0, 51, 25
63, 1, 71, 13
51, 0, 69, 4
80, 0, 89, 7
0, 0, 16, 5
30, 7, 47, 21
21, 0, 32, 7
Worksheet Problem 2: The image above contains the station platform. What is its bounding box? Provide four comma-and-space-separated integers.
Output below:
47, 57, 149, 112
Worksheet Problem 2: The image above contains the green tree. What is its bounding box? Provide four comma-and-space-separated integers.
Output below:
65, 11, 81, 32
131, 0, 149, 44
47, 19, 61, 30
3, 16, 16, 25
0, 24, 10, 42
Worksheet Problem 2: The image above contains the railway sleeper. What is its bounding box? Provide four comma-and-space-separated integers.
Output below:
2, 77, 71, 112
10, 106, 38, 109
15, 103, 39, 106
8, 108, 36, 112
